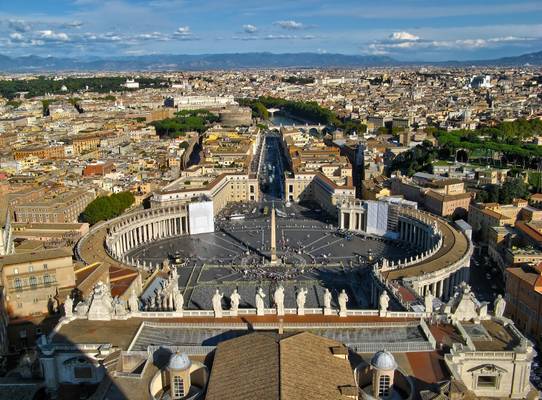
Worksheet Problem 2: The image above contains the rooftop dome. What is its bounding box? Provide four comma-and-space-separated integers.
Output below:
168, 352, 191, 371
371, 350, 397, 371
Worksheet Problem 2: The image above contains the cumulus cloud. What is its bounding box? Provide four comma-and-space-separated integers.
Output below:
364, 31, 536, 55
9, 32, 25, 42
37, 30, 70, 41
136, 32, 170, 41
389, 31, 419, 41
175, 26, 191, 36
274, 20, 305, 30
243, 24, 258, 34
7, 19, 32, 32
173, 26, 199, 41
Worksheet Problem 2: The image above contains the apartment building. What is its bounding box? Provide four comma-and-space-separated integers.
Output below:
12, 189, 95, 224
0, 248, 75, 318
505, 262, 542, 347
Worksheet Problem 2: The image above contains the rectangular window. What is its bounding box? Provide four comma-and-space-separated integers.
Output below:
478, 375, 497, 388
173, 376, 184, 398
74, 366, 93, 379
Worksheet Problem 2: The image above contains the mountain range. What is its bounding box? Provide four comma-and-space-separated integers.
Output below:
1, 51, 542, 72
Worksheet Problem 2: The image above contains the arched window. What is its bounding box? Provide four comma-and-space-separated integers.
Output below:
379, 375, 391, 397
14, 278, 22, 291
29, 276, 38, 289
172, 375, 184, 399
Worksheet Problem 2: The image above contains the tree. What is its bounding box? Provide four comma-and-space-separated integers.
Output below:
80, 191, 135, 225
499, 178, 529, 204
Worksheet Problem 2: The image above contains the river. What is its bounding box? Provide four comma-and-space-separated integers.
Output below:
269, 111, 317, 126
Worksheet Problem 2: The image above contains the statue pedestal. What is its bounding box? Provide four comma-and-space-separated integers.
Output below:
339, 310, 347, 318
324, 307, 332, 316
297, 308, 304, 316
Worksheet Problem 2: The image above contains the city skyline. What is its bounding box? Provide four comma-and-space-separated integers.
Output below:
1, 0, 542, 61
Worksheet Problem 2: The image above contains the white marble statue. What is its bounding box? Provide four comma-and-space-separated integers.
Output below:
63, 296, 73, 318
230, 289, 241, 316
274, 285, 285, 316
296, 288, 308, 315
87, 281, 114, 321
323, 288, 332, 315
128, 289, 139, 313
255, 287, 266, 316
174, 291, 184, 314
212, 289, 224, 318
338, 289, 349, 317
424, 290, 434, 314
379, 291, 390, 315
494, 294, 506, 318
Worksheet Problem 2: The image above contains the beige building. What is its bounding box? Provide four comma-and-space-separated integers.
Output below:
285, 172, 355, 216
391, 176, 471, 217
12, 189, 95, 224
468, 199, 537, 244
0, 248, 75, 318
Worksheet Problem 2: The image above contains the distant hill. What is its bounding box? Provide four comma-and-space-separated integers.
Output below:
0, 52, 398, 72
0, 50, 541, 72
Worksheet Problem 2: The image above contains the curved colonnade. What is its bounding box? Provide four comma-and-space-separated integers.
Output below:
76, 205, 189, 269
373, 207, 472, 305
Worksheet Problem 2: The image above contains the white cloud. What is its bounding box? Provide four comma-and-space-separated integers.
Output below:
364, 33, 537, 55
37, 30, 70, 41
175, 26, 191, 36
390, 31, 419, 41
136, 32, 170, 41
7, 19, 32, 33
243, 24, 258, 33
9, 32, 24, 42
274, 20, 305, 30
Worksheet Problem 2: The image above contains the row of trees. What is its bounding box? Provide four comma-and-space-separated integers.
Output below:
434, 119, 542, 168
238, 97, 366, 134
80, 192, 135, 225
238, 97, 340, 125
476, 178, 530, 204
281, 76, 315, 85
151, 109, 219, 137
389, 141, 438, 176
0, 76, 165, 99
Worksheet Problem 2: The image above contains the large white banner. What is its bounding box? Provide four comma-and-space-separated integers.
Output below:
188, 200, 214, 234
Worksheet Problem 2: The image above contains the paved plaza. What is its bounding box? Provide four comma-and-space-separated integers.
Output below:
128, 203, 416, 310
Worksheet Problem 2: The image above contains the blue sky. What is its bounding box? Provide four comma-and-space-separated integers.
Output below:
1, 0, 541, 61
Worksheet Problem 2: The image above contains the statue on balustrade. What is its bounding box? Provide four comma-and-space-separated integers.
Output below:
212, 289, 224, 318
230, 289, 241, 316
255, 287, 266, 316
379, 290, 390, 315
274, 285, 285, 316
63, 296, 73, 318
174, 291, 184, 313
494, 294, 506, 318
323, 288, 332, 315
338, 289, 349, 317
296, 288, 307, 315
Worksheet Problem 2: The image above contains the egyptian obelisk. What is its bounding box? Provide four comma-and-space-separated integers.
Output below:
270, 207, 278, 264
